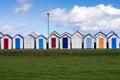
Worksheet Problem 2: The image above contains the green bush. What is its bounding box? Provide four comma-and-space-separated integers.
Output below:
0, 49, 120, 56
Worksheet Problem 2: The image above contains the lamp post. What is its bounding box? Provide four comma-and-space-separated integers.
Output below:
47, 13, 50, 49
47, 13, 50, 38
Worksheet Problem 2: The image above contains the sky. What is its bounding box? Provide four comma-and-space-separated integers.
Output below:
0, 0, 120, 37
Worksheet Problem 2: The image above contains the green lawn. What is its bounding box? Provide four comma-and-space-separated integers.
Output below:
0, 50, 120, 80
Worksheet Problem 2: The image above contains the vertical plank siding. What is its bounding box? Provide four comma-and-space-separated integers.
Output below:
0, 31, 119, 49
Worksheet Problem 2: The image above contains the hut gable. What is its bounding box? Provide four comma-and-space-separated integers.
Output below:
1, 34, 12, 39
13, 34, 24, 39
60, 32, 72, 38
94, 31, 106, 38
84, 33, 94, 39
29, 32, 38, 38
72, 31, 83, 37
107, 31, 119, 38
37, 35, 47, 40
25, 33, 37, 39
49, 31, 60, 38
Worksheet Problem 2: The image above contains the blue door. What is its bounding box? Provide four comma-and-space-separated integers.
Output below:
63, 38, 68, 48
39, 39, 43, 49
112, 38, 116, 49
86, 38, 92, 48
15, 38, 20, 49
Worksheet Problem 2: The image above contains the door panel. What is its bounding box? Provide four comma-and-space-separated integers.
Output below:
39, 39, 43, 49
99, 38, 104, 48
63, 38, 68, 48
112, 38, 116, 49
86, 38, 92, 48
51, 38, 56, 48
73, 36, 81, 48
15, 38, 20, 49
4, 38, 8, 49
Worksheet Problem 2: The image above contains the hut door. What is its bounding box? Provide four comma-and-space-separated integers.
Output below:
63, 38, 68, 48
15, 38, 20, 49
99, 38, 104, 48
39, 39, 43, 49
86, 38, 92, 48
4, 38, 8, 49
51, 38, 56, 48
28, 38, 34, 49
112, 38, 116, 49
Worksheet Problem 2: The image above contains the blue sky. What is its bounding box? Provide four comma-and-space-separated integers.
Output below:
0, 0, 120, 36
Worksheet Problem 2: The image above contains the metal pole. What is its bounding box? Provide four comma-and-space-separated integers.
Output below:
47, 13, 50, 38
47, 13, 50, 49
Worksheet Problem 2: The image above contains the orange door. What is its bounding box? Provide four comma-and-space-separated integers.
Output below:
99, 38, 104, 48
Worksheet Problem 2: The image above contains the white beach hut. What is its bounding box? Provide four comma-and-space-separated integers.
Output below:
84, 33, 95, 49
0, 32, 4, 49
49, 31, 60, 49
1, 34, 12, 49
36, 35, 47, 49
24, 32, 38, 49
72, 31, 83, 49
107, 31, 119, 49
13, 34, 24, 49
60, 32, 72, 49
94, 31, 107, 49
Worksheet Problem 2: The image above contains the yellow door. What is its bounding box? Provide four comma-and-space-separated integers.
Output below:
99, 38, 104, 48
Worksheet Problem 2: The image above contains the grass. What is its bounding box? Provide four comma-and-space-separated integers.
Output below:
0, 49, 120, 80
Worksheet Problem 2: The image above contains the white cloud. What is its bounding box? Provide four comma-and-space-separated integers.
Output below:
0, 22, 28, 35
14, 3, 32, 14
46, 4, 120, 31
14, 0, 32, 14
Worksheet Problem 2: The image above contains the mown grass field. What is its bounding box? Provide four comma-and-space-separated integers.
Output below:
0, 49, 120, 80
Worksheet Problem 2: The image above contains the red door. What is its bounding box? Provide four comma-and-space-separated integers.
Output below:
4, 38, 8, 49
51, 38, 56, 48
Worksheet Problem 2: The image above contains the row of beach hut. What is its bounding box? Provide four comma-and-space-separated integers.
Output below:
0, 31, 119, 49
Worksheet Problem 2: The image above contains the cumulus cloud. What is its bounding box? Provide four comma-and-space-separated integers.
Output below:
0, 22, 28, 35
46, 4, 120, 31
14, 3, 32, 14
14, 0, 32, 14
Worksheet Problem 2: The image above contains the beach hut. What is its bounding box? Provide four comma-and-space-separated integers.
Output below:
1, 34, 12, 49
60, 32, 72, 49
84, 33, 95, 49
0, 32, 4, 49
13, 34, 24, 49
49, 31, 60, 49
94, 31, 107, 49
24, 32, 38, 49
36, 35, 47, 49
107, 31, 119, 49
72, 31, 83, 49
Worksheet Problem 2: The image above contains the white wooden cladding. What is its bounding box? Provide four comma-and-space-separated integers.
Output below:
0, 31, 120, 49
